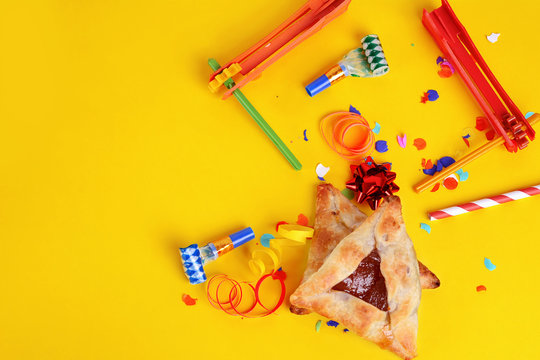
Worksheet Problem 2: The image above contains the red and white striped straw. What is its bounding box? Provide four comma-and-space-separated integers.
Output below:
429, 185, 540, 221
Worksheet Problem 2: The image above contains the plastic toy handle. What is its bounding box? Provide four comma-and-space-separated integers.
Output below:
208, 58, 302, 171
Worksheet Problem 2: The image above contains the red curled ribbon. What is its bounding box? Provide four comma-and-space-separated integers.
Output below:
206, 270, 287, 318
346, 156, 399, 210
320, 111, 375, 161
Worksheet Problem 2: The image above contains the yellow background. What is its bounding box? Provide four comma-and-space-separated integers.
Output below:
1, 0, 539, 359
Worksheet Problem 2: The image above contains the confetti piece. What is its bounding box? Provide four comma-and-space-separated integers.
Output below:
315, 320, 322, 332
343, 328, 350, 333
462, 137, 470, 147
397, 134, 407, 148
423, 165, 437, 176
476, 285, 487, 292
431, 183, 440, 192
316, 163, 330, 181
420, 223, 431, 234
349, 105, 361, 115
421, 158, 426, 167
373, 122, 381, 134
275, 221, 288, 231
341, 188, 355, 200
375, 140, 388, 153
439, 156, 455, 167
443, 175, 459, 190
260, 233, 275, 248
487, 33, 500, 43
413, 138, 426, 150
303, 129, 308, 141
484, 257, 496, 271
425, 159, 433, 169
525, 112, 534, 119
438, 65, 453, 78
456, 169, 469, 182
326, 320, 339, 328
182, 294, 197, 306
296, 213, 309, 226
475, 116, 489, 131
427, 90, 439, 101
485, 130, 495, 141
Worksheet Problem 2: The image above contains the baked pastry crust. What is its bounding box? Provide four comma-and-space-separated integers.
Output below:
291, 185, 439, 315
290, 196, 421, 359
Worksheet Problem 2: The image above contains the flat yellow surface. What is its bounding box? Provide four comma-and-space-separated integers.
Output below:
1, 1, 540, 359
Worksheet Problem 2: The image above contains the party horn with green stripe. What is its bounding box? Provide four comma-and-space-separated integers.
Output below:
305, 34, 389, 97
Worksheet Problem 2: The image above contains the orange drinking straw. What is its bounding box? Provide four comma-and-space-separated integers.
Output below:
414, 113, 539, 193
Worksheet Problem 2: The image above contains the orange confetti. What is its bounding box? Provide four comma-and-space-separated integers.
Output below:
438, 65, 453, 78
182, 294, 197, 306
296, 214, 309, 226
430, 183, 440, 192
443, 176, 458, 190
413, 138, 426, 150
421, 158, 426, 168
424, 159, 433, 169
476, 285, 487, 292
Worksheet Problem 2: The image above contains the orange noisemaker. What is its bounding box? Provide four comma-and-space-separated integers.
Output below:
208, 0, 352, 99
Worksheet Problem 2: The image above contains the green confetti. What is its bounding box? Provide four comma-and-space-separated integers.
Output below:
315, 320, 322, 332
341, 188, 355, 200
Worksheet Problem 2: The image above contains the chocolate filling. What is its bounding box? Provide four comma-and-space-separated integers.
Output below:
332, 249, 389, 311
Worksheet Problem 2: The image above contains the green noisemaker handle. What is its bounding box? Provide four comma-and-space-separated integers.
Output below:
208, 58, 302, 171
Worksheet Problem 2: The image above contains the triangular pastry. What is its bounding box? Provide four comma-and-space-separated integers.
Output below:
290, 196, 422, 359
291, 184, 439, 315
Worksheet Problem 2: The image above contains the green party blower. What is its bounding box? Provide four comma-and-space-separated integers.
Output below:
208, 58, 302, 170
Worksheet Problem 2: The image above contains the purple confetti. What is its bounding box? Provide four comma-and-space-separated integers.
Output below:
375, 140, 388, 153
427, 90, 439, 101
326, 320, 339, 328
349, 105, 361, 115
343, 329, 349, 333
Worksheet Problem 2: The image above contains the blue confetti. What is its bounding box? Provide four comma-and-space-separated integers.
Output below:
349, 105, 361, 115
326, 320, 339, 328
525, 112, 534, 119
375, 140, 388, 153
343, 328, 349, 333
303, 129, 308, 141
484, 257, 496, 271
436, 56, 444, 65
463, 134, 471, 139
423, 165, 437, 176
439, 156, 455, 167
436, 161, 443, 172
318, 176, 325, 181
427, 89, 439, 101
260, 233, 275, 248
373, 122, 381, 134
420, 223, 431, 234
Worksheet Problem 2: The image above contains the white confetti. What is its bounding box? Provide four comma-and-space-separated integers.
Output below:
315, 163, 330, 180
487, 33, 500, 43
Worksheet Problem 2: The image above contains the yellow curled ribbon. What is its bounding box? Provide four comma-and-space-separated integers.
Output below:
248, 224, 314, 278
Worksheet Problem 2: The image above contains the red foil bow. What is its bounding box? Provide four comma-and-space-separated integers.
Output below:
346, 156, 399, 210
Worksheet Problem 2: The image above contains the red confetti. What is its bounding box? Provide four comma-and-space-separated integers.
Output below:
421, 158, 426, 168
476, 285, 487, 292
413, 138, 427, 150
475, 116, 489, 131
485, 130, 495, 141
430, 183, 440, 192
182, 294, 197, 306
425, 159, 433, 169
438, 65, 453, 78
462, 137, 470, 147
420, 93, 428, 103
275, 221, 288, 231
296, 214, 309, 226
442, 177, 459, 190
